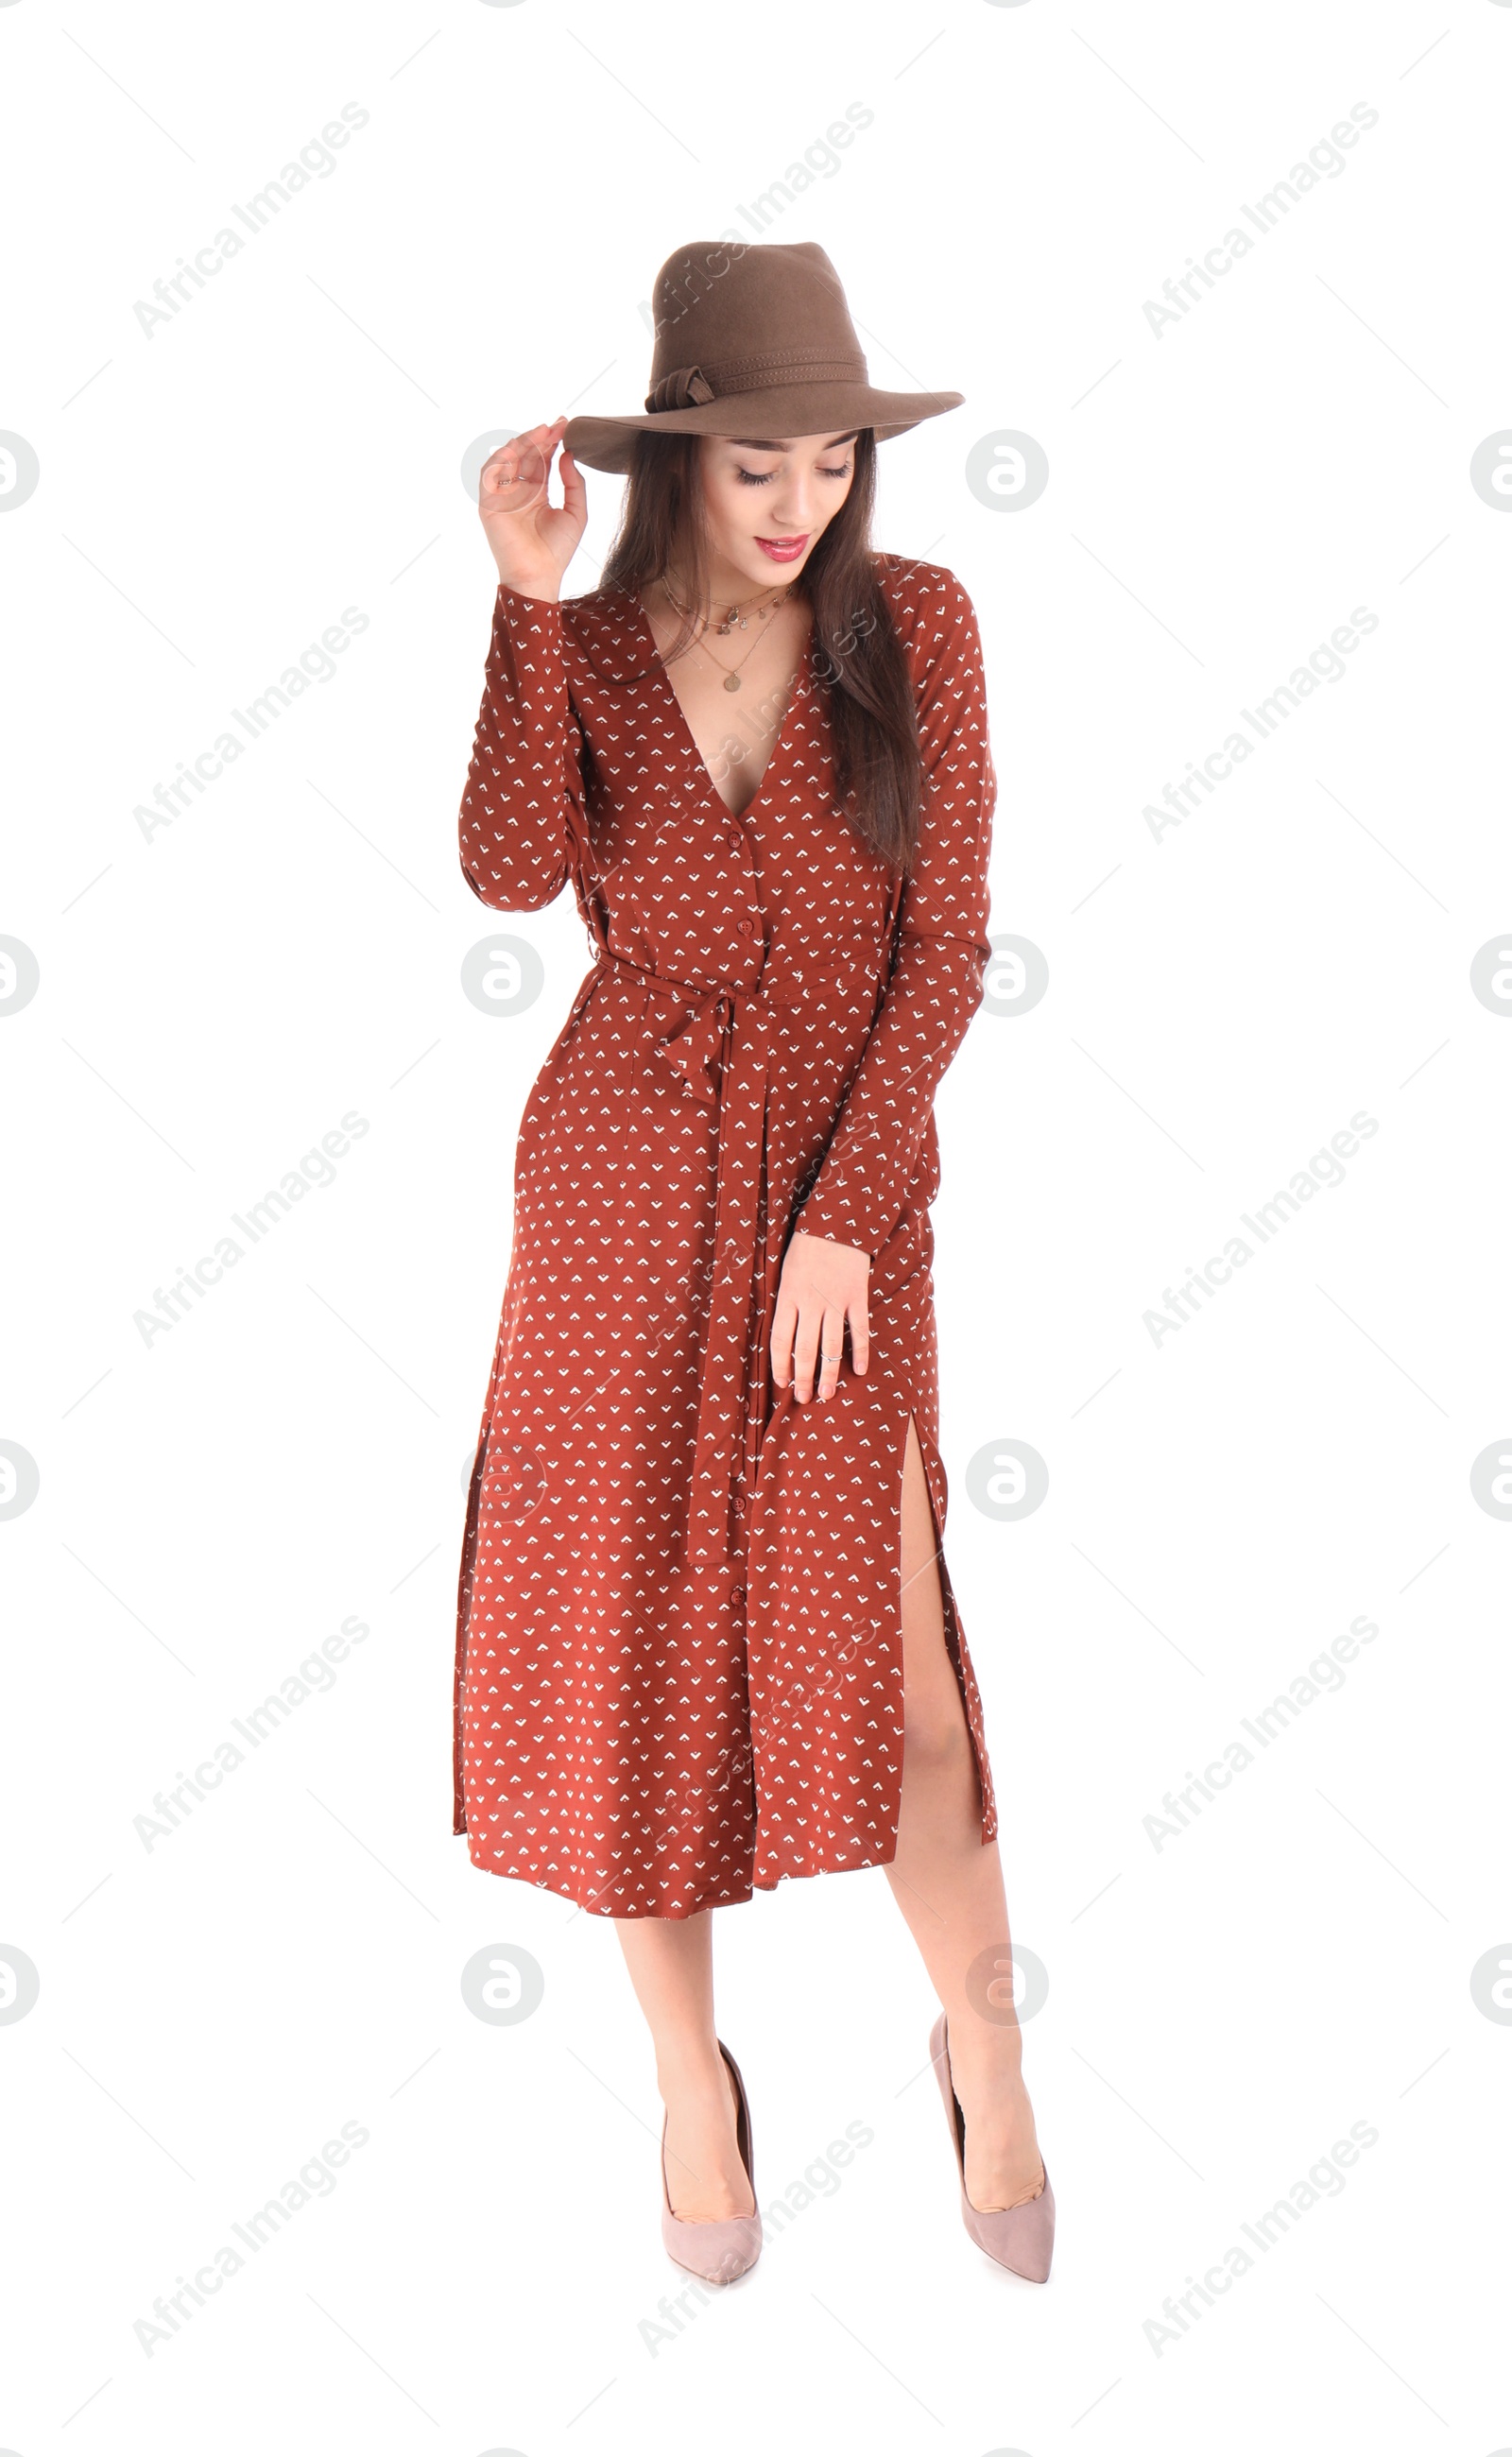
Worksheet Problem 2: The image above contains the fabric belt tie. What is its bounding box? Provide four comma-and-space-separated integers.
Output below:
591, 946, 790, 1568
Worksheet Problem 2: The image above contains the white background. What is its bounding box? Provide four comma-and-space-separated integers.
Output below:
3, 1, 1510, 2449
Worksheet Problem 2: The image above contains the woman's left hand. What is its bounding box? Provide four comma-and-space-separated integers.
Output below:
771, 1231, 870, 1403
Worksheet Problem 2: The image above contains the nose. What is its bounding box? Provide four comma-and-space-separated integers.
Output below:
764, 475, 818, 532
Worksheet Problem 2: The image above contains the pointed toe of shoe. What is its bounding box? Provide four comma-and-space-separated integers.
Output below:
961, 2168, 1055, 2282
661, 2208, 764, 2286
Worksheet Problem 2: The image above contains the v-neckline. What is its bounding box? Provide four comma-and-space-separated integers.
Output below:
624, 587, 813, 827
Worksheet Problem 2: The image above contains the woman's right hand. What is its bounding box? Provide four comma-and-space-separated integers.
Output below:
478, 416, 586, 602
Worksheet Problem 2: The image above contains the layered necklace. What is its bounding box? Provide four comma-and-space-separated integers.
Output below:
659, 576, 798, 693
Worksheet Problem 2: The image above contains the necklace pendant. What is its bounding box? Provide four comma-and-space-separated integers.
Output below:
723, 673, 742, 694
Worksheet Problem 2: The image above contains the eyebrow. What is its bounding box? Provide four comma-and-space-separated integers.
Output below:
726, 431, 861, 452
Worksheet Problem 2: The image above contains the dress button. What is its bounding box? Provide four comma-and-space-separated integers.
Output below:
737, 917, 757, 937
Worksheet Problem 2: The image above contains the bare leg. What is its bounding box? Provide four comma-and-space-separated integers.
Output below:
884, 1414, 1046, 2212
612, 1909, 755, 2222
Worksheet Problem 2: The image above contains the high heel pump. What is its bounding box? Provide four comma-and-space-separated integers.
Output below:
929, 2010, 1055, 2281
659, 2039, 763, 2286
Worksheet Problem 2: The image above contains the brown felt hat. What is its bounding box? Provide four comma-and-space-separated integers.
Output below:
561, 239, 964, 478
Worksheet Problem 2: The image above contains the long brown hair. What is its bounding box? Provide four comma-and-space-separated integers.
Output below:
597, 428, 923, 872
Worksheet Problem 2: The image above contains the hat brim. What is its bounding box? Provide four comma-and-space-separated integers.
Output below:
561, 384, 964, 477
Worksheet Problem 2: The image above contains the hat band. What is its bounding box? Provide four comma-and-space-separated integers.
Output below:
644, 351, 868, 414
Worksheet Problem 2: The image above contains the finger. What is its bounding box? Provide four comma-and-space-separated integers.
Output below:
770, 1290, 797, 1388
481, 429, 556, 503
500, 419, 561, 455
849, 1289, 869, 1378
481, 425, 551, 478
816, 1306, 846, 1402
558, 443, 588, 524
792, 1300, 820, 1404
480, 447, 540, 499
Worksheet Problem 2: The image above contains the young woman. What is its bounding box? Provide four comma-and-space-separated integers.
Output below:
452, 240, 1051, 2285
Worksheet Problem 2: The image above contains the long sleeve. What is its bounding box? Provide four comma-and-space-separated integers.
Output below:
793, 567, 996, 1259
457, 582, 591, 910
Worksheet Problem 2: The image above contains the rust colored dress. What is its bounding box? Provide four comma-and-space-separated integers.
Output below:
452, 553, 999, 1917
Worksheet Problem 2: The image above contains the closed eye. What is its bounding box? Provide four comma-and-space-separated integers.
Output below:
736, 462, 852, 487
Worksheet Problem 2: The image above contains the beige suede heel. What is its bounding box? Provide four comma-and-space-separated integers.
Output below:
929, 2011, 1055, 2281
659, 2040, 763, 2286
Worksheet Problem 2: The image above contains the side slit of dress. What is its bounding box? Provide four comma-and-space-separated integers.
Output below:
453, 1420, 488, 1837
892, 1405, 992, 1842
